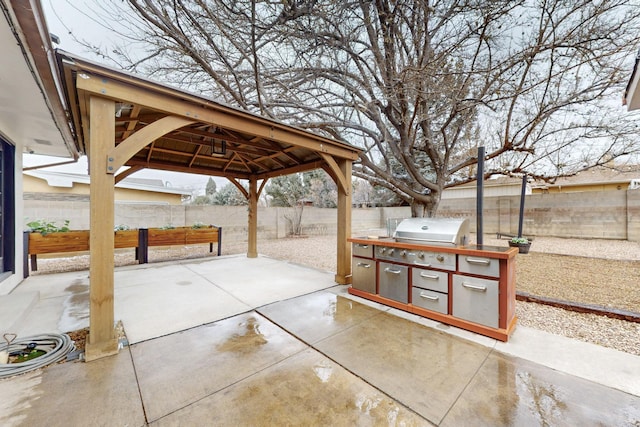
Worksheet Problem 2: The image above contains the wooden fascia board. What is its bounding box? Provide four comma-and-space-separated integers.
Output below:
12, 2, 79, 158
75, 73, 360, 160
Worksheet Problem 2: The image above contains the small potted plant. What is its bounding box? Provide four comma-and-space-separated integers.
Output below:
508, 236, 531, 254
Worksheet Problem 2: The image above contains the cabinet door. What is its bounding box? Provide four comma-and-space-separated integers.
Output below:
459, 255, 499, 278
379, 262, 409, 303
411, 267, 448, 293
352, 243, 374, 258
452, 275, 499, 328
412, 288, 448, 314
352, 257, 376, 294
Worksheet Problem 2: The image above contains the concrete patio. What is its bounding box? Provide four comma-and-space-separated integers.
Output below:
1, 254, 639, 426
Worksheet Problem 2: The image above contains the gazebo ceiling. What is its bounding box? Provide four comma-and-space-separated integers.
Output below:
56, 50, 360, 182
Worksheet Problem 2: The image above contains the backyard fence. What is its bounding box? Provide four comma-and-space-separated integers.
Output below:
23, 188, 640, 245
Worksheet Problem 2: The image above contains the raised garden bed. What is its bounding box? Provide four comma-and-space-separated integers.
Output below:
24, 226, 221, 276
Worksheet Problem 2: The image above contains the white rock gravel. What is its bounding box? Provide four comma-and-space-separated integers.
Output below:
31, 233, 640, 356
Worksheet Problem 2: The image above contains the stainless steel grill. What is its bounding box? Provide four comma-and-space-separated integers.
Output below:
392, 218, 469, 247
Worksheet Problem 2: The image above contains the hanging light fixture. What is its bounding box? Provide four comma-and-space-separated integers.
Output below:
210, 139, 227, 157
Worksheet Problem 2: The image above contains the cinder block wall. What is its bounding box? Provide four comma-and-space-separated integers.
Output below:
23, 189, 640, 242
627, 190, 640, 242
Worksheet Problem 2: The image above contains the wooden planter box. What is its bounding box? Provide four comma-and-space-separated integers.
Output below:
24, 226, 221, 276
28, 230, 90, 254
28, 230, 140, 253
115, 230, 140, 249
147, 226, 219, 246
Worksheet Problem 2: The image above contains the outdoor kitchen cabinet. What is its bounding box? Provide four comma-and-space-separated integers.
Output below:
351, 243, 376, 294
347, 237, 518, 341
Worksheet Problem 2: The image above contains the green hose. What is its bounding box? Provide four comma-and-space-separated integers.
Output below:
0, 333, 76, 379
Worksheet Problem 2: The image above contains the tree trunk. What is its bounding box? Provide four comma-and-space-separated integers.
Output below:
411, 196, 440, 218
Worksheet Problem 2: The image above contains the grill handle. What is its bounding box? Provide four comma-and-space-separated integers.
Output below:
383, 267, 402, 275
395, 236, 454, 244
418, 293, 439, 301
356, 262, 371, 268
413, 261, 432, 267
419, 272, 439, 280
462, 282, 487, 292
465, 257, 491, 266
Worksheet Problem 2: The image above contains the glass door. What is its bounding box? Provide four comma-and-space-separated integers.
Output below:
0, 138, 15, 275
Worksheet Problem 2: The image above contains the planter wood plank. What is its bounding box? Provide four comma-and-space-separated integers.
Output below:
114, 230, 139, 249
28, 231, 90, 254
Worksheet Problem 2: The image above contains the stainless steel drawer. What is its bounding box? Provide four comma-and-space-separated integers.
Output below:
411, 267, 448, 293
352, 243, 374, 258
351, 257, 376, 294
452, 275, 499, 328
378, 262, 408, 303
412, 287, 448, 314
458, 255, 499, 278
411, 250, 456, 271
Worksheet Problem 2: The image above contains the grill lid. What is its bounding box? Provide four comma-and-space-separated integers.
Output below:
393, 218, 469, 246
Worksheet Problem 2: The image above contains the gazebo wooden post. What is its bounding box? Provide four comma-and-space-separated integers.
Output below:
85, 96, 119, 361
335, 159, 352, 284
248, 177, 258, 258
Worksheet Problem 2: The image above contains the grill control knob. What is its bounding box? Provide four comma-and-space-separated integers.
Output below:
388, 249, 395, 256
399, 250, 407, 257
436, 255, 445, 262
380, 248, 387, 254
417, 252, 425, 258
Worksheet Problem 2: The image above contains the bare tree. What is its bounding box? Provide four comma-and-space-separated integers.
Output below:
79, 0, 640, 216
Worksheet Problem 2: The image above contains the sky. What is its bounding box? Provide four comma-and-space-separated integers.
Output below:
24, 0, 219, 196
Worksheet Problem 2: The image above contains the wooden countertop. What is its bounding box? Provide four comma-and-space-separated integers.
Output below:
348, 236, 519, 260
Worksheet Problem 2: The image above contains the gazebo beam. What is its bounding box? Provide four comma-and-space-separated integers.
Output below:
248, 177, 258, 258
334, 158, 352, 285
85, 96, 119, 361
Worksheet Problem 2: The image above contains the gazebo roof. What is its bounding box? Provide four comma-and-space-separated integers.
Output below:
56, 50, 360, 184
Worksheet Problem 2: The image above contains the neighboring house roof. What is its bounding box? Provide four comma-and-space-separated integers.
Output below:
447, 176, 525, 189
24, 170, 191, 196
442, 176, 530, 199
1, 0, 77, 158
531, 166, 640, 190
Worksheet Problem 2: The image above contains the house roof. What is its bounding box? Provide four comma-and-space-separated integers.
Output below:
531, 166, 640, 188
1, 0, 77, 158
24, 170, 192, 196
447, 176, 525, 189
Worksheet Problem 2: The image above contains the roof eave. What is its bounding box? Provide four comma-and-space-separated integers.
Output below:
624, 47, 640, 111
10, 0, 79, 158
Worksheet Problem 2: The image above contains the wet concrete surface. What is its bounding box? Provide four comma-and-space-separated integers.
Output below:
2, 256, 640, 426
2, 290, 638, 426
0, 347, 144, 426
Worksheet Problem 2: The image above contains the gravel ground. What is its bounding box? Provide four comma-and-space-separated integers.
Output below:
31, 233, 640, 356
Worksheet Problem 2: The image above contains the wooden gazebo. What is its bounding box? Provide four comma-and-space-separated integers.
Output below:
56, 51, 361, 360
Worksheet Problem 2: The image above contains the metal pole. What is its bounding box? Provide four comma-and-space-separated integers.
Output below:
476, 146, 485, 245
518, 174, 527, 238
